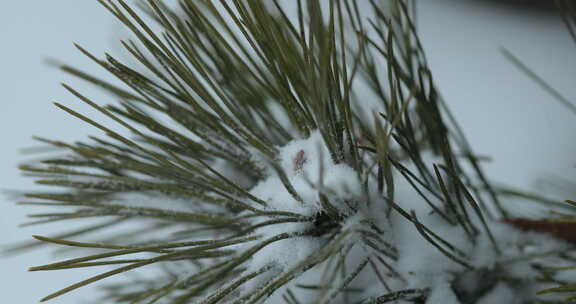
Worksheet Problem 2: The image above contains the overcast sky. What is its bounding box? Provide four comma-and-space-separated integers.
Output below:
1, 1, 576, 303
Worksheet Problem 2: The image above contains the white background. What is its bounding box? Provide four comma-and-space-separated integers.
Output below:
1, 1, 576, 303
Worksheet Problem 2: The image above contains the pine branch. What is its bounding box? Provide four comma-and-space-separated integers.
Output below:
7, 0, 576, 303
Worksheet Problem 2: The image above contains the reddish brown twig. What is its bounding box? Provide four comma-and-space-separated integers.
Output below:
293, 149, 306, 175
504, 218, 576, 245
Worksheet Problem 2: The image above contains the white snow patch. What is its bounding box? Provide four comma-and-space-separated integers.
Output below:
426, 281, 461, 304
477, 283, 517, 304
250, 236, 320, 271
249, 130, 362, 216
391, 176, 471, 288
